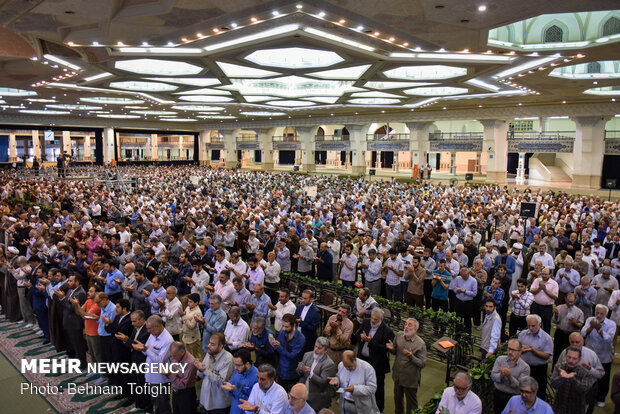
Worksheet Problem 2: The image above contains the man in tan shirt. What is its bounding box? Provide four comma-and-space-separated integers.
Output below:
324, 303, 354, 366
406, 256, 426, 308
387, 318, 427, 414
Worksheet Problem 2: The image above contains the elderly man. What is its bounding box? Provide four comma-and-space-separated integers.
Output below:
530, 244, 555, 270
529, 267, 559, 334
246, 317, 277, 368
551, 292, 584, 365
315, 242, 333, 282
224, 306, 250, 352
405, 256, 426, 308
436, 372, 482, 414
239, 364, 288, 413
581, 304, 616, 408
132, 315, 173, 414
161, 285, 183, 340
355, 307, 394, 413
387, 318, 427, 414
297, 337, 335, 412
195, 332, 234, 414
453, 266, 478, 334
285, 383, 315, 414
575, 276, 597, 319
551, 346, 596, 414
518, 314, 553, 400
491, 339, 531, 414
196, 294, 227, 353
354, 287, 378, 327
556, 259, 581, 305
501, 376, 553, 414
329, 350, 380, 414
324, 304, 354, 366
166, 342, 198, 414
247, 283, 271, 328
592, 266, 618, 306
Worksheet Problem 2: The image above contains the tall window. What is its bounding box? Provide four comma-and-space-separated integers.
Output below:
587, 62, 601, 73
602, 17, 620, 36
544, 25, 563, 43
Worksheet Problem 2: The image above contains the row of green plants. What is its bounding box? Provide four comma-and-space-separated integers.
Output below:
281, 272, 463, 327
7, 196, 55, 213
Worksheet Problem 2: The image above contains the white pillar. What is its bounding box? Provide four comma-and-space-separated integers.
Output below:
346, 124, 370, 175
61, 131, 71, 157
393, 152, 399, 172
103, 127, 115, 164
31, 130, 41, 161
178, 135, 185, 160
406, 121, 433, 179
571, 116, 609, 189
481, 119, 510, 184
449, 152, 456, 175
83, 134, 92, 161
221, 129, 241, 169
260, 128, 277, 171
345, 151, 351, 168
8, 132, 17, 162
516, 152, 526, 184
297, 126, 318, 172
198, 131, 210, 165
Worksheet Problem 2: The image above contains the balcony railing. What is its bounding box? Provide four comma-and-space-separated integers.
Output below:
272, 135, 299, 142
507, 130, 575, 140
315, 134, 350, 141
605, 130, 620, 140
429, 132, 484, 140
236, 135, 259, 142
366, 133, 410, 140
209, 137, 224, 144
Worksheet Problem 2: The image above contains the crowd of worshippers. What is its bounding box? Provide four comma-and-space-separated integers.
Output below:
0, 166, 619, 414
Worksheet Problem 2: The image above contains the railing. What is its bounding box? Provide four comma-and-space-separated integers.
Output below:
315, 134, 350, 141
366, 133, 409, 140
605, 130, 620, 140
236, 135, 259, 142
507, 130, 575, 140
272, 135, 299, 142
209, 137, 224, 144
429, 132, 484, 140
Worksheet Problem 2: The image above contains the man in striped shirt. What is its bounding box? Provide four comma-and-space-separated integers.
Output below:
509, 278, 534, 337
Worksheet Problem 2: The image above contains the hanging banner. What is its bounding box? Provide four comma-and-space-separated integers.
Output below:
367, 141, 410, 151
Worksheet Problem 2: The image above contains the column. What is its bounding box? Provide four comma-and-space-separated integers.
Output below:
221, 129, 241, 168
103, 127, 115, 164
260, 128, 277, 171
516, 152, 526, 184
476, 152, 481, 173
83, 134, 92, 161
406, 122, 433, 178
449, 152, 456, 175
481, 119, 510, 184
375, 151, 382, 169
346, 124, 370, 175
345, 151, 351, 169
393, 151, 399, 172
571, 116, 609, 189
31, 130, 41, 161
8, 132, 17, 162
178, 135, 185, 160
198, 131, 210, 165
61, 130, 71, 157
151, 134, 159, 160
297, 126, 318, 173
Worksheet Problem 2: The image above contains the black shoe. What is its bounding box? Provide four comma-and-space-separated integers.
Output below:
43, 340, 51, 345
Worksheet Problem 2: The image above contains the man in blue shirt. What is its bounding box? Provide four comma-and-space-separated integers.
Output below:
102, 259, 124, 303
453, 267, 478, 334
173, 253, 193, 296
197, 293, 227, 353
502, 376, 553, 414
246, 316, 277, 367
222, 349, 258, 414
431, 259, 452, 311
314, 242, 333, 282
94, 292, 117, 385
272, 313, 305, 393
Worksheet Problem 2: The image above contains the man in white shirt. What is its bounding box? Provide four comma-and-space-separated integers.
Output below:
207, 270, 236, 313
268, 289, 297, 332
436, 372, 482, 414
239, 364, 288, 413
327, 233, 341, 282
161, 286, 182, 340
224, 306, 250, 351
190, 260, 209, 303
529, 244, 555, 270
264, 251, 281, 291
244, 256, 266, 292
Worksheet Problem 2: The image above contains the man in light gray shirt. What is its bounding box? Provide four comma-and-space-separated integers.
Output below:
491, 339, 531, 414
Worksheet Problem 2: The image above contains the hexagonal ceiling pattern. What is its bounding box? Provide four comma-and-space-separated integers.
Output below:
0, 1, 616, 125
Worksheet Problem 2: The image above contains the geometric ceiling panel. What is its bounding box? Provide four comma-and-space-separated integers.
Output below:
383, 65, 468, 80
217, 62, 280, 78
306, 64, 371, 80
46, 104, 102, 110
265, 100, 316, 107
245, 47, 344, 69
220, 76, 362, 98
583, 86, 620, 95
348, 97, 401, 104
115, 59, 203, 75
404, 86, 469, 96
305, 96, 340, 104
350, 91, 403, 98
243, 95, 280, 102
109, 81, 178, 92
145, 77, 220, 86
174, 88, 231, 95
549, 60, 620, 79
171, 105, 225, 111
0, 87, 37, 96
364, 81, 437, 89
178, 95, 234, 102
80, 97, 145, 104
241, 111, 287, 116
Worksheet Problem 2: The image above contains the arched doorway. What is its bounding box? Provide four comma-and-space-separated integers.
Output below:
373, 125, 394, 169
315, 127, 327, 164
279, 127, 297, 165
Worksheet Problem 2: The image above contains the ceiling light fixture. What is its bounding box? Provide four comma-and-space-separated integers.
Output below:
303, 28, 375, 51
478, 5, 487, 11
204, 24, 299, 51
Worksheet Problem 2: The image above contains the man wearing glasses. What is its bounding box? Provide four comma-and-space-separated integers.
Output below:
436, 372, 482, 414
501, 376, 553, 414
491, 339, 531, 414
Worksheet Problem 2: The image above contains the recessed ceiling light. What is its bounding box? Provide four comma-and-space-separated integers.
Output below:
403, 42, 409, 46
251, 17, 257, 22
231, 22, 238, 28
374, 31, 380, 36
478, 5, 487, 11
92, 41, 100, 46
318, 11, 326, 17
356, 25, 364, 31
339, 19, 346, 24
389, 37, 395, 41
296, 4, 303, 9
272, 11, 280, 16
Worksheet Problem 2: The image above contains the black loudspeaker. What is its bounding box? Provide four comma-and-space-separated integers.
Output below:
293, 165, 300, 171
465, 173, 474, 181
519, 202, 538, 218
606, 179, 617, 189
369, 169, 376, 176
